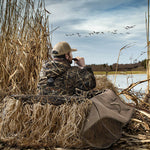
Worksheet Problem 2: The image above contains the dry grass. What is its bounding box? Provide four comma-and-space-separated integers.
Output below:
0, 1, 98, 149
95, 75, 118, 94
0, 76, 149, 150
0, 1, 150, 150
0, 76, 115, 149
0, 75, 120, 149
0, 0, 51, 96
114, 43, 134, 85
0, 96, 91, 148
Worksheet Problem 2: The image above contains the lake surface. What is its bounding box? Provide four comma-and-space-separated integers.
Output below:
107, 74, 147, 93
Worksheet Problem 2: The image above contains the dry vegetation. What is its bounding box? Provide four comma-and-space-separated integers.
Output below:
0, 0, 90, 149
0, 0, 51, 96
0, 0, 150, 150
0, 96, 91, 148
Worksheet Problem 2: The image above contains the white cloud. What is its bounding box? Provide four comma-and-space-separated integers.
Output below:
45, 0, 148, 64
47, 0, 147, 42
46, 0, 137, 24
72, 6, 146, 36
46, 0, 86, 23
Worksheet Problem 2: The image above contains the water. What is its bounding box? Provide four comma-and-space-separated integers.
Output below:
107, 74, 147, 93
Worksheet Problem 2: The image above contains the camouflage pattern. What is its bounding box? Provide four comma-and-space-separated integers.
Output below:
37, 60, 96, 96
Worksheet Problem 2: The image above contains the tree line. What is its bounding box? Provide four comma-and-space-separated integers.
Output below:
87, 59, 146, 72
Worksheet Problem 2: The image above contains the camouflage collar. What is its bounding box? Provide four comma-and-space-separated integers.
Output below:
53, 58, 71, 67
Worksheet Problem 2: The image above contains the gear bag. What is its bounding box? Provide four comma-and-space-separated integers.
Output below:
81, 89, 134, 149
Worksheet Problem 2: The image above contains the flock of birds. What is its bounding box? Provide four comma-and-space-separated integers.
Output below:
65, 25, 136, 38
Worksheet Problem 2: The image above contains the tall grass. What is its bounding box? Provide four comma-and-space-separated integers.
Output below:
114, 43, 134, 85
0, 0, 52, 95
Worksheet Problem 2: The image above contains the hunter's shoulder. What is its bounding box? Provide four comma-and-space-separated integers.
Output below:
68, 66, 93, 72
66, 66, 94, 76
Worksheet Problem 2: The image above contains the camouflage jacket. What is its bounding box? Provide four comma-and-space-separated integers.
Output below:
37, 60, 96, 96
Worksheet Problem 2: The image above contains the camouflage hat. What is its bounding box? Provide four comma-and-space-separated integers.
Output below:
52, 41, 77, 56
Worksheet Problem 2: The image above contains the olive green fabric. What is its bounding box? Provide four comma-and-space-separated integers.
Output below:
81, 89, 134, 149
37, 60, 96, 96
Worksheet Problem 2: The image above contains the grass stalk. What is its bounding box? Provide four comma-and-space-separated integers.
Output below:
0, 0, 52, 95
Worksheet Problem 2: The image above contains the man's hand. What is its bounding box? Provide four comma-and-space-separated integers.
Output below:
74, 56, 85, 68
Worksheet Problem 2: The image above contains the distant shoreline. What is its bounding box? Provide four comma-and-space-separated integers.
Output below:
94, 71, 146, 75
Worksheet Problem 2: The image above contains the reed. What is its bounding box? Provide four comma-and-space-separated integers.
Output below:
0, 96, 91, 148
114, 43, 134, 85
0, 0, 52, 96
0, 1, 150, 149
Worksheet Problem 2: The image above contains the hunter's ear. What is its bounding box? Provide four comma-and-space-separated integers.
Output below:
65, 54, 69, 59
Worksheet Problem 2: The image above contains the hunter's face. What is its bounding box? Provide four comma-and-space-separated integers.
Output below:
68, 52, 73, 64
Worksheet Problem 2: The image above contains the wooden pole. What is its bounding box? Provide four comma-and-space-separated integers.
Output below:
114, 49, 121, 85
147, 0, 150, 93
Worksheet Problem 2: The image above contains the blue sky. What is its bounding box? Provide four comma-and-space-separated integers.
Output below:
45, 0, 148, 65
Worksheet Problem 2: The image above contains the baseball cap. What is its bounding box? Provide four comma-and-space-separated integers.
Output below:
52, 41, 77, 56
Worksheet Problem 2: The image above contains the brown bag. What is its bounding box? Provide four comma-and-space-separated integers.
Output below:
81, 89, 134, 149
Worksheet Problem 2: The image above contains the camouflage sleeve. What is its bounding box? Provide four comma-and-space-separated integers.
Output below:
66, 66, 96, 91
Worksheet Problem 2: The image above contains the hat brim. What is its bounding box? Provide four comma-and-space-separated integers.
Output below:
71, 48, 77, 52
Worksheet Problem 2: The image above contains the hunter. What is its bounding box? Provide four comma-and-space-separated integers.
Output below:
37, 41, 96, 96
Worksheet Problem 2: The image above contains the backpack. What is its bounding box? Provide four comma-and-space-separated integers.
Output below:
81, 89, 134, 149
